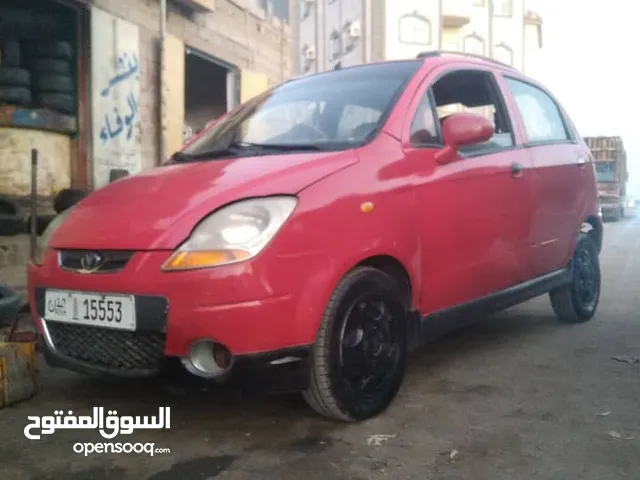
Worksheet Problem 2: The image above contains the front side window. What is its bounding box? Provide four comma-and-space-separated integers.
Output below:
410, 91, 439, 146
504, 77, 570, 143
180, 61, 423, 158
430, 69, 515, 153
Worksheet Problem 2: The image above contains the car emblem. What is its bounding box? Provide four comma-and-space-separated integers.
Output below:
80, 252, 103, 272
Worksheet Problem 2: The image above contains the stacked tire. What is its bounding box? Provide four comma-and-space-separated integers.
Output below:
24, 40, 76, 115
0, 40, 32, 107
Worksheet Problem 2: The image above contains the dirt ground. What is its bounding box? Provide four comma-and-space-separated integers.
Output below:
1, 218, 639, 480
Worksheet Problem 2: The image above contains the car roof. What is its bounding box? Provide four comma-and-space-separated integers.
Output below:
415, 50, 518, 72
286, 50, 520, 86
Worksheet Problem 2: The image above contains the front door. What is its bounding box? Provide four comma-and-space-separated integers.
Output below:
401, 66, 535, 315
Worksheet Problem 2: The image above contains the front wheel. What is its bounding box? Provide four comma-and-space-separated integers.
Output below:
302, 267, 408, 421
550, 233, 601, 323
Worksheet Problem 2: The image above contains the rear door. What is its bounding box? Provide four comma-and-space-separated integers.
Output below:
401, 64, 536, 314
502, 76, 588, 277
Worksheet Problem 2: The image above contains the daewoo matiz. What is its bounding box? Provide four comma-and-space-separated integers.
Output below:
29, 51, 603, 421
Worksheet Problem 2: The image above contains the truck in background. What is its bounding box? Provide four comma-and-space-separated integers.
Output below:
584, 136, 628, 222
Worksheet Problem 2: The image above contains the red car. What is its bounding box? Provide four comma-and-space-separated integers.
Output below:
28, 52, 602, 421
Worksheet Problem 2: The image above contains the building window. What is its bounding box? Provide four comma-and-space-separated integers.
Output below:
398, 11, 431, 45
463, 33, 485, 55
493, 42, 513, 65
493, 0, 513, 17
329, 29, 342, 61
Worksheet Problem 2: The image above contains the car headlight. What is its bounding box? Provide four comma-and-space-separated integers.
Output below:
31, 206, 76, 266
161, 196, 298, 271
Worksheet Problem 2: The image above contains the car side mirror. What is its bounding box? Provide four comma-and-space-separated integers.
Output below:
434, 112, 494, 165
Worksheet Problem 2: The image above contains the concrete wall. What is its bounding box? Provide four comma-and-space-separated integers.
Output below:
76, 0, 292, 174
90, 7, 143, 189
0, 128, 71, 198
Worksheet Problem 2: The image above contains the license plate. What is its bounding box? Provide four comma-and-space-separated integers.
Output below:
44, 290, 136, 331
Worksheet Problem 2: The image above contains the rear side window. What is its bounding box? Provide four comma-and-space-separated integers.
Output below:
504, 77, 570, 143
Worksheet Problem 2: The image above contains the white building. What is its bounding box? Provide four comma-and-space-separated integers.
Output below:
292, 0, 543, 74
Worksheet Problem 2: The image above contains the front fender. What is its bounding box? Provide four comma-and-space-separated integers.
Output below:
268, 160, 422, 345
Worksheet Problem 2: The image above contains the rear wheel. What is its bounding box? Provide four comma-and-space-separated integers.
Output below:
550, 233, 601, 323
303, 267, 408, 421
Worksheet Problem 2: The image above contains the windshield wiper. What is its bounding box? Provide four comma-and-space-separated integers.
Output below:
232, 142, 323, 151
168, 145, 246, 162
168, 142, 323, 163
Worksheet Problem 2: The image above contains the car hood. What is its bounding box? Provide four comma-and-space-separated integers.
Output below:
50, 151, 358, 250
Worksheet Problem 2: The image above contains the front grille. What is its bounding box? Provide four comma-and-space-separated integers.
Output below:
46, 322, 165, 372
58, 250, 134, 273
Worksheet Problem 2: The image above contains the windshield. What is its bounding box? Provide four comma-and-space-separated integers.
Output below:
181, 60, 422, 157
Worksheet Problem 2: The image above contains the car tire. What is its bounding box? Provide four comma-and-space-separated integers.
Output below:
25, 214, 57, 236
0, 41, 21, 67
302, 266, 408, 421
0, 196, 25, 236
32, 74, 74, 94
53, 188, 87, 214
0, 86, 31, 106
34, 93, 75, 114
550, 233, 601, 323
24, 41, 73, 61
27, 58, 72, 76
0, 67, 31, 87
0, 285, 22, 328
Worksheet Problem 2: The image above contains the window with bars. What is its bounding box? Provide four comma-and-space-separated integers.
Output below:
463, 33, 486, 55
398, 11, 431, 45
493, 43, 513, 65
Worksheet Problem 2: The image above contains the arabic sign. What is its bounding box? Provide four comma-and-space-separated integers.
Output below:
91, 7, 142, 189
24, 406, 170, 440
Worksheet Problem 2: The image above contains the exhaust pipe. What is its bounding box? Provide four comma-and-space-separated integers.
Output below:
181, 340, 233, 379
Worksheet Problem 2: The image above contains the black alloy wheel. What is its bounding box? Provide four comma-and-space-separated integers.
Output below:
550, 233, 601, 323
303, 267, 408, 421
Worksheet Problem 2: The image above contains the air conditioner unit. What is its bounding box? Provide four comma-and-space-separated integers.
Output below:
304, 46, 316, 60
348, 21, 361, 39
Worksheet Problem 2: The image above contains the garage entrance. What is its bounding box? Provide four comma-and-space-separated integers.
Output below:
183, 48, 238, 142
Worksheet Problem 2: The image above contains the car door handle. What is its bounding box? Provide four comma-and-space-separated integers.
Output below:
577, 157, 587, 167
510, 162, 525, 177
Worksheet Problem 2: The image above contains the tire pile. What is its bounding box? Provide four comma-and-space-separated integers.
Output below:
0, 39, 76, 116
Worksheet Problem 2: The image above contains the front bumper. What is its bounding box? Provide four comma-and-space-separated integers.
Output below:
28, 248, 326, 391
